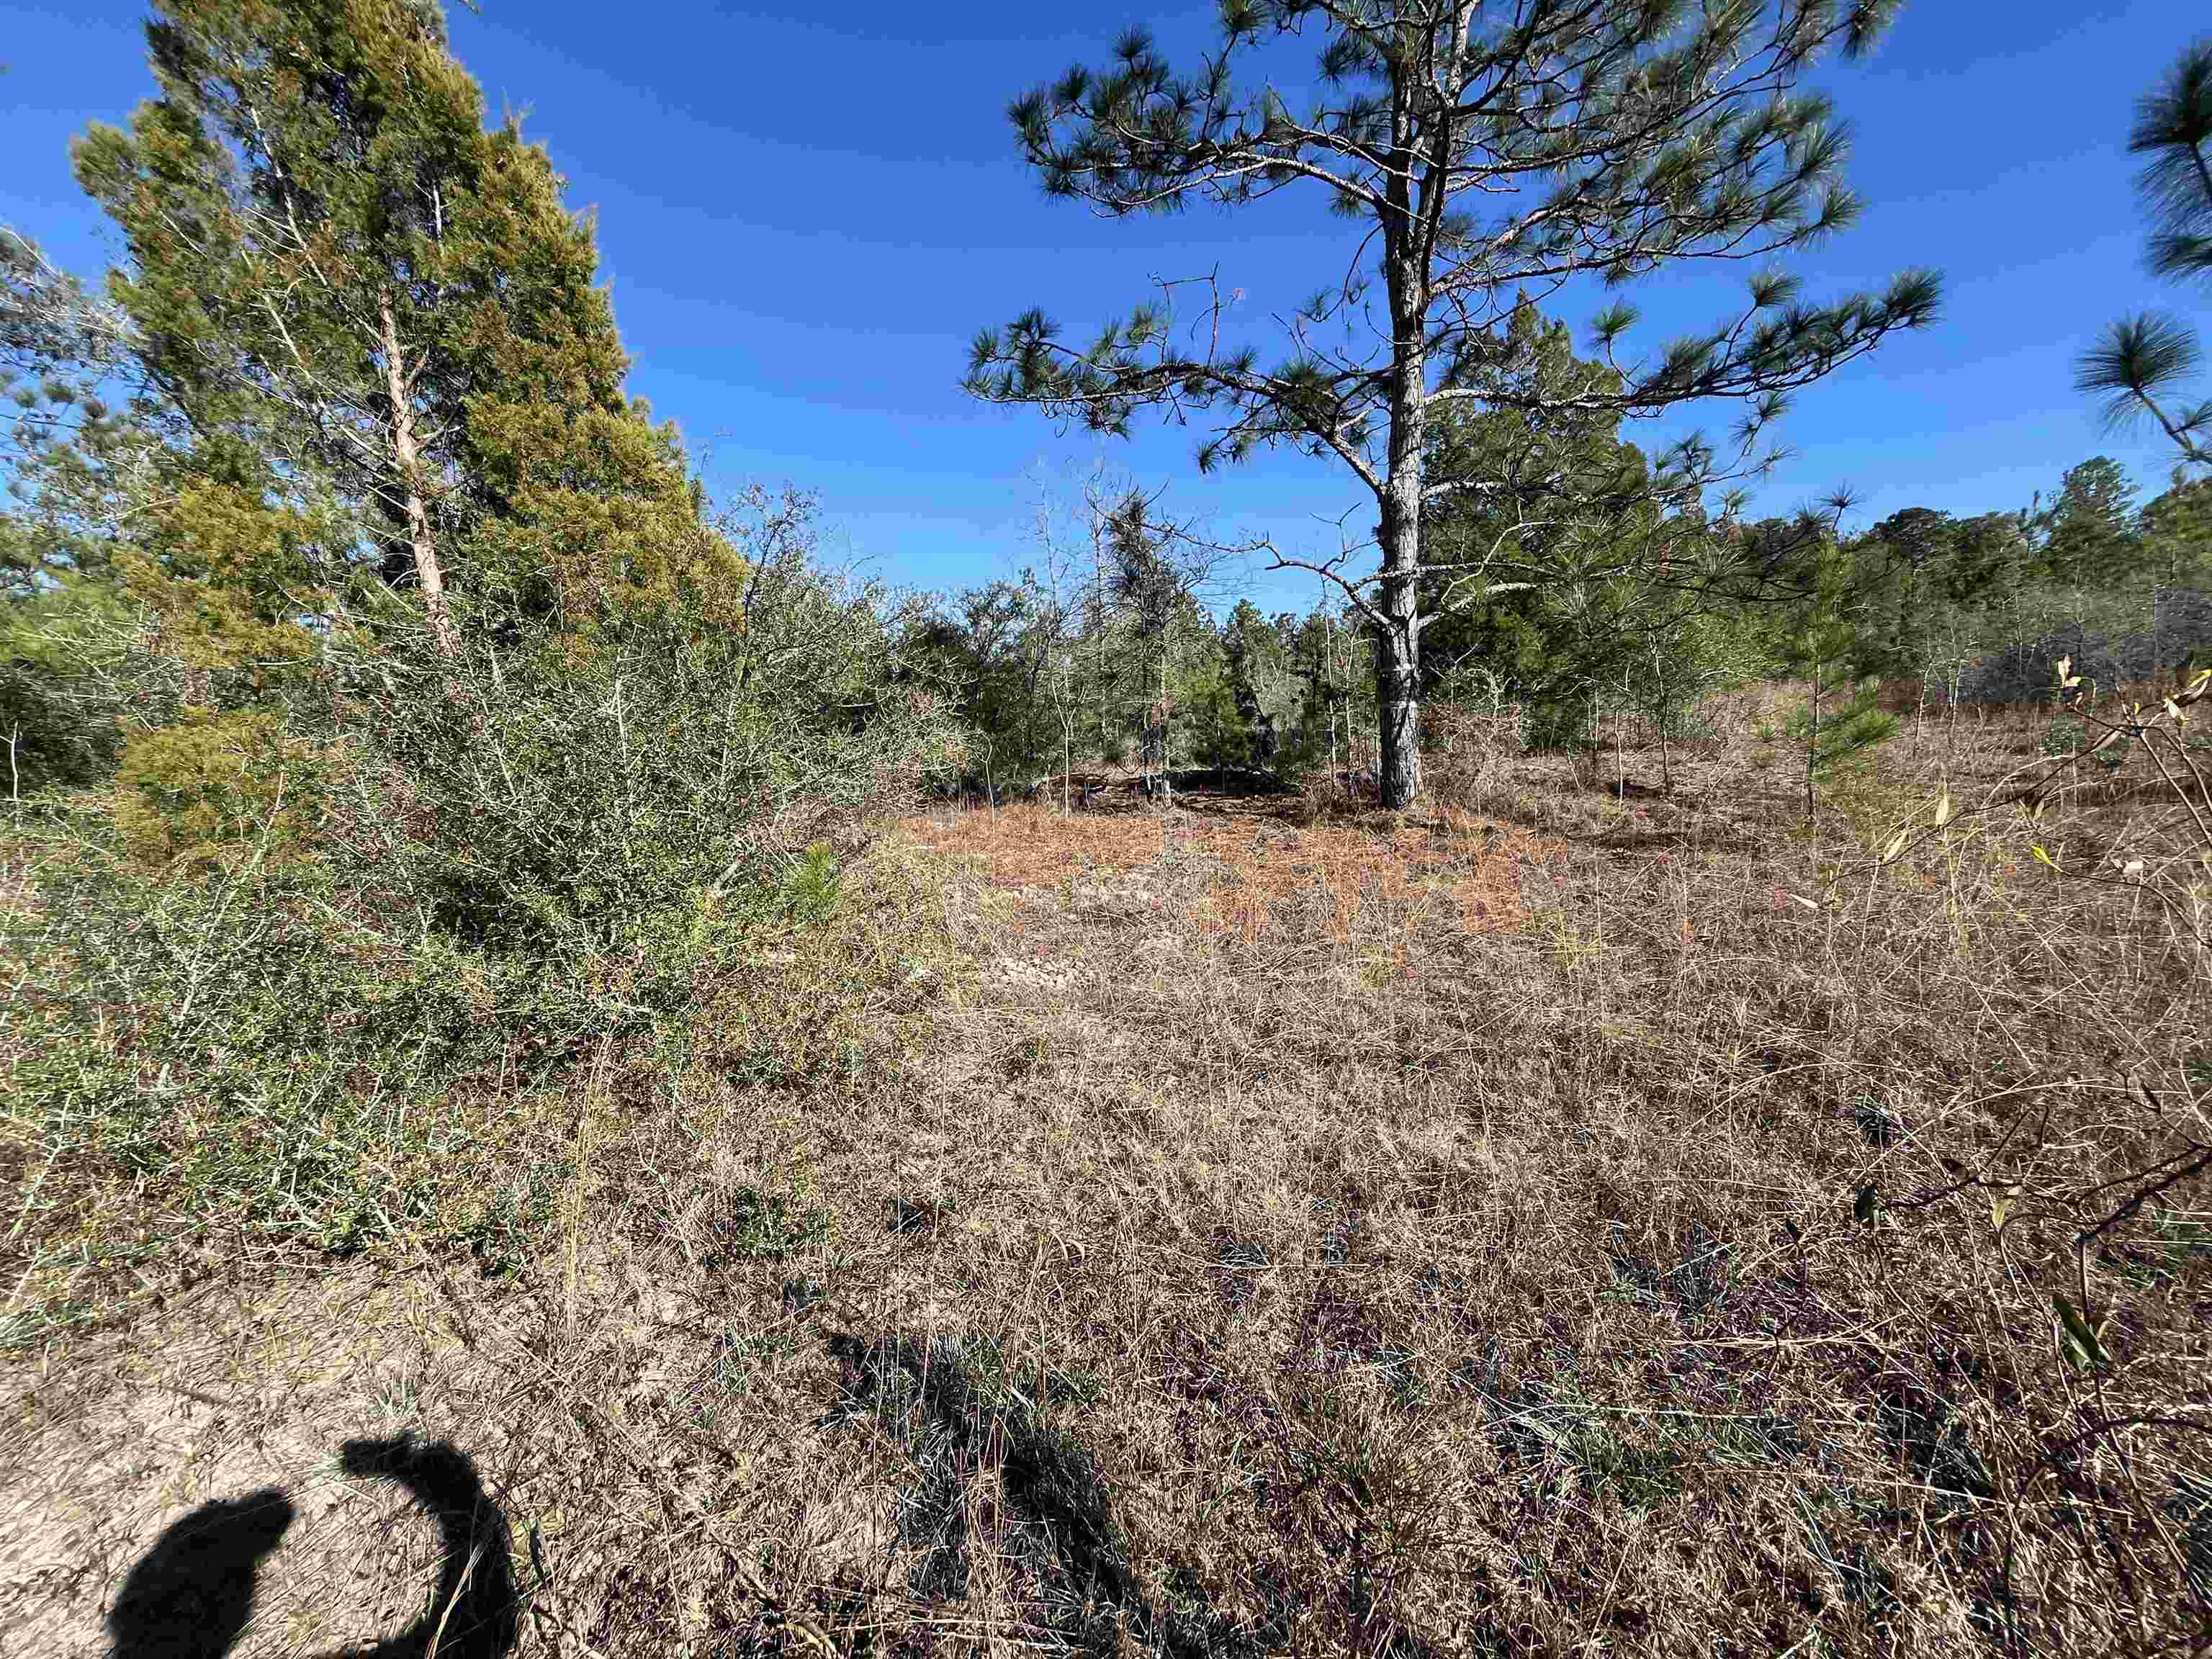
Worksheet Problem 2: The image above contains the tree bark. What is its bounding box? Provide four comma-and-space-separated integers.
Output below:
1156, 649, 1173, 808
1374, 248, 1426, 810
379, 292, 457, 657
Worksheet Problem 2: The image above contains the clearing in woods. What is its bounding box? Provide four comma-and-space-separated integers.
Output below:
5, 707, 2209, 1655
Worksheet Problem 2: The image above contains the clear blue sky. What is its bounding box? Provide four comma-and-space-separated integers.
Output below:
1, 1, 2202, 612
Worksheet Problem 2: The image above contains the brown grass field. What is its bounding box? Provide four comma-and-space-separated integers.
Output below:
4, 688, 2209, 1657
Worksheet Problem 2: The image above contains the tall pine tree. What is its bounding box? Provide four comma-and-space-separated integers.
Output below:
968, 1, 1938, 806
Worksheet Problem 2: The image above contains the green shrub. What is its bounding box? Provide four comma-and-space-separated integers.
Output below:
780, 842, 844, 929
3, 813, 574, 1334
338, 580, 950, 1010
1521, 697, 1593, 753
0, 577, 147, 793
2041, 711, 2089, 757
2, 513, 957, 1332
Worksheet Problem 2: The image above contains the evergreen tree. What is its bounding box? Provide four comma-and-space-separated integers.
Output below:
1220, 598, 1295, 771
968, 1, 1938, 806
1419, 300, 1670, 727
1856, 506, 1955, 675
2077, 38, 2211, 467
1, 226, 158, 789
2143, 468, 2212, 588
2039, 457, 2144, 588
2, 225, 148, 593
1779, 539, 1897, 822
71, 0, 727, 673
1107, 493, 1184, 796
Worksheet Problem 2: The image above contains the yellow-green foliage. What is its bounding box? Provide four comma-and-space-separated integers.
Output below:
113, 706, 326, 868
120, 482, 323, 679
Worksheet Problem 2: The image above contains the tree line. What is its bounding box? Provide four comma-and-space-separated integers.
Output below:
4, 1, 2208, 855
910, 440, 2211, 809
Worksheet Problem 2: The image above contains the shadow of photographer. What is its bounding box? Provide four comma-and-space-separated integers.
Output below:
107, 1437, 518, 1659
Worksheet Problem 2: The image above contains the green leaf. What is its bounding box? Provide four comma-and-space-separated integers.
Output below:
1853, 1182, 1877, 1226
2054, 1294, 2108, 1370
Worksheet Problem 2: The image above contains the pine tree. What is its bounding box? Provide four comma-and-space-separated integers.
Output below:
1107, 493, 1184, 799
1781, 542, 1897, 823
2039, 457, 2144, 588
2077, 39, 2211, 466
2134, 469, 2212, 688
968, 1, 1938, 806
1220, 598, 1294, 771
1418, 300, 1668, 720
2, 225, 147, 593
1, 227, 158, 788
2143, 469, 2212, 590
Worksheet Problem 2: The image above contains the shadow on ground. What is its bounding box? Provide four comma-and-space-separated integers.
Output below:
107, 1437, 518, 1659
824, 1326, 1482, 1659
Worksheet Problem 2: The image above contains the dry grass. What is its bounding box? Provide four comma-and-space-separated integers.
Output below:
4, 703, 2209, 1657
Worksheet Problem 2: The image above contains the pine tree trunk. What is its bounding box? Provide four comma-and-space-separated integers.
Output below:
1804, 676, 1821, 824
1373, 595, 1420, 808
2149, 575, 2162, 693
1157, 649, 1173, 809
379, 292, 456, 657
1374, 257, 1426, 811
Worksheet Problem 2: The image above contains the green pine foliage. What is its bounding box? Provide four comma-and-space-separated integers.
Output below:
2077, 38, 2212, 464
1781, 546, 1901, 822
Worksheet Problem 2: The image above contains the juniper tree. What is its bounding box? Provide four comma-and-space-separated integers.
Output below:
967, 0, 1940, 806
72, 0, 724, 667
2077, 37, 2212, 468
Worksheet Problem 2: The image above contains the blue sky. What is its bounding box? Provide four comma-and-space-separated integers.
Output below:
1, 1, 2203, 612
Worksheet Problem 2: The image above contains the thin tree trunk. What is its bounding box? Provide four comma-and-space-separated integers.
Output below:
1322, 613, 1344, 799
1374, 236, 1426, 809
2150, 575, 2162, 694
1157, 648, 1172, 808
1094, 570, 1107, 762
379, 293, 456, 657
1617, 666, 1629, 796
1805, 677, 1821, 824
